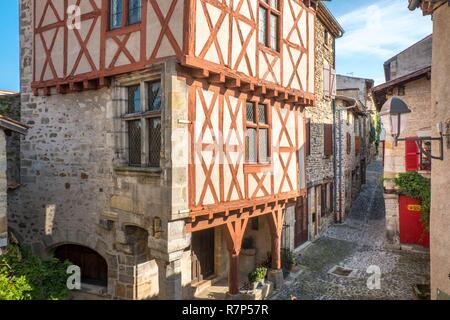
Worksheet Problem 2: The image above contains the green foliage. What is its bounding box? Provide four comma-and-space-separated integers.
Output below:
248, 267, 268, 284
393, 171, 431, 232
372, 112, 383, 155
0, 97, 12, 115
0, 245, 71, 300
286, 250, 295, 265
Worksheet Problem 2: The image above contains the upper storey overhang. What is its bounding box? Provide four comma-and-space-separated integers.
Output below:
31, 0, 317, 106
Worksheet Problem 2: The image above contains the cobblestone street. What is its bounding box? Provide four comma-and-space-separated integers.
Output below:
273, 160, 430, 300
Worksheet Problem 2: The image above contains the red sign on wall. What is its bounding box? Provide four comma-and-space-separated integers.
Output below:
399, 195, 430, 248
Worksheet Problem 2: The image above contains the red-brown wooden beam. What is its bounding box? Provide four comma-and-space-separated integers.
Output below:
224, 218, 249, 295
268, 208, 285, 270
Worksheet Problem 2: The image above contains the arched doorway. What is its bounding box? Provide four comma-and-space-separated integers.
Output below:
54, 244, 108, 287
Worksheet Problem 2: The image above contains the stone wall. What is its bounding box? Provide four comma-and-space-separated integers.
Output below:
0, 94, 21, 185
384, 35, 432, 81
304, 15, 336, 239
382, 77, 431, 246
17, 0, 191, 300
429, 5, 450, 300
335, 100, 364, 220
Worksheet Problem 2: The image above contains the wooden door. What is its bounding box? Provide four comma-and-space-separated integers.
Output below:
54, 245, 108, 286
191, 228, 215, 283
321, 184, 327, 217
295, 197, 309, 247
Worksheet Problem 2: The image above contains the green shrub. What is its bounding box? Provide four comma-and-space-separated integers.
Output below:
393, 171, 431, 232
0, 245, 71, 300
248, 266, 268, 284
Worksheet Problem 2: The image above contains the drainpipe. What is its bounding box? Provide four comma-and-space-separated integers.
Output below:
333, 99, 338, 223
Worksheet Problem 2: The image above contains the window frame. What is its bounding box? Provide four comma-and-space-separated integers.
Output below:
109, 0, 142, 31
258, 0, 281, 52
122, 79, 163, 168
245, 101, 272, 165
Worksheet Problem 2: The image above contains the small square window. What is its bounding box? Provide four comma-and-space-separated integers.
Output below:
128, 120, 142, 166
258, 104, 267, 124
259, 128, 269, 163
148, 81, 162, 112
246, 128, 257, 163
246, 102, 255, 122
128, 85, 141, 114
128, 0, 142, 25
149, 118, 161, 167
110, 0, 123, 30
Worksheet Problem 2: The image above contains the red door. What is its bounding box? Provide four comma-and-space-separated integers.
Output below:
399, 195, 429, 248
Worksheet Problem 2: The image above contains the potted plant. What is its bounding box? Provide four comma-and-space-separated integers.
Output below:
248, 267, 268, 291
285, 250, 296, 272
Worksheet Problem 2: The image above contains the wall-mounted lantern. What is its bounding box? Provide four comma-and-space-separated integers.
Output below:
380, 96, 449, 160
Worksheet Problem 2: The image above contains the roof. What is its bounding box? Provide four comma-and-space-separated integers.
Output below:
317, 1, 345, 38
0, 90, 19, 96
335, 95, 366, 114
373, 66, 431, 93
373, 66, 431, 111
0, 115, 28, 135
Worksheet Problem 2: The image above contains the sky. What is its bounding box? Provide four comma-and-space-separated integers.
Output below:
0, 0, 433, 92
326, 0, 433, 84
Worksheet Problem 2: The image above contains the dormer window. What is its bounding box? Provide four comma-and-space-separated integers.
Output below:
110, 0, 142, 30
259, 0, 280, 52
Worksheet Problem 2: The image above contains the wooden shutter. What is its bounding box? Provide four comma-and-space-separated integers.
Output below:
323, 65, 330, 97
330, 67, 337, 98
355, 136, 361, 155
405, 139, 419, 171
346, 133, 351, 155
324, 124, 333, 157
306, 118, 311, 156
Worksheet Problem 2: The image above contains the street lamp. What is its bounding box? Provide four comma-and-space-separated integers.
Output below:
380, 96, 448, 161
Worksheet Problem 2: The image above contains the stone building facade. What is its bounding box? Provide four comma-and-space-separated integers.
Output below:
15, 0, 317, 300
0, 113, 27, 254
334, 94, 369, 221
373, 35, 432, 248
303, 2, 343, 243
409, 0, 450, 299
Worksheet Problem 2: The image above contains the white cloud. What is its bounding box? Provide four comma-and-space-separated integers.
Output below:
336, 0, 432, 60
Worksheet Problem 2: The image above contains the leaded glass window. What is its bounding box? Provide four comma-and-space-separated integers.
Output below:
259, 0, 280, 51
123, 79, 163, 168
148, 81, 162, 112
128, 0, 142, 25
128, 120, 142, 166
128, 85, 141, 113
246, 102, 271, 164
110, 0, 123, 30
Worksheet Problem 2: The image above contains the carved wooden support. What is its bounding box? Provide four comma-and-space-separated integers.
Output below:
268, 209, 285, 270
224, 218, 249, 295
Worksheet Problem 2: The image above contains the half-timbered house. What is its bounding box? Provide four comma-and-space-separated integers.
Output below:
16, 0, 317, 299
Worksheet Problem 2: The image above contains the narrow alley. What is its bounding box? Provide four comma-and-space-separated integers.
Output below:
273, 160, 430, 300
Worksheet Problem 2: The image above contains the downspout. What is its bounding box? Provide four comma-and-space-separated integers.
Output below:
337, 109, 343, 223
332, 31, 339, 223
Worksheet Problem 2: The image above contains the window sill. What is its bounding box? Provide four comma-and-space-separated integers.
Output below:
114, 166, 162, 177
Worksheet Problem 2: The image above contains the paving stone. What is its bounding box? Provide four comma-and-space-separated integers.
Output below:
272, 160, 430, 300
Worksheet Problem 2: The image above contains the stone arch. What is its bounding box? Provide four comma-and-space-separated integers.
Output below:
120, 224, 150, 263
53, 244, 108, 287
42, 228, 119, 294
